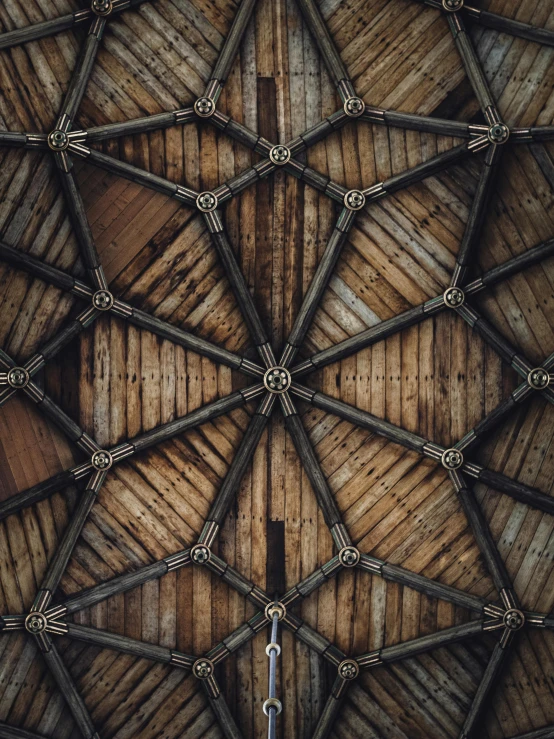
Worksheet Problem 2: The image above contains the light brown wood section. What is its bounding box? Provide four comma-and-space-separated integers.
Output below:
1, 0, 554, 737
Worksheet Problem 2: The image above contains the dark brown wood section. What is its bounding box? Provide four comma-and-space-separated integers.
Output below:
1, 0, 554, 737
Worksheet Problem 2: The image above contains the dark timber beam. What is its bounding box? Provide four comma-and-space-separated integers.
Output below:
0, 12, 91, 51
201, 678, 244, 739
463, 6, 554, 47
460, 641, 511, 738
0, 723, 50, 739
312, 676, 350, 739
85, 109, 195, 141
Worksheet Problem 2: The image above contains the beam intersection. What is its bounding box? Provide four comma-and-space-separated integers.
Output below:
0, 0, 554, 738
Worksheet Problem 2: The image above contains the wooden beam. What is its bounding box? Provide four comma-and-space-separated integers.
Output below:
381, 110, 474, 138
0, 722, 50, 739
0, 11, 90, 51
456, 386, 532, 452
86, 109, 194, 141
312, 676, 350, 739
464, 6, 554, 47
0, 470, 77, 521
207, 0, 258, 94
379, 142, 473, 195
460, 641, 511, 738
296, 0, 350, 93
202, 678, 244, 739
469, 466, 554, 517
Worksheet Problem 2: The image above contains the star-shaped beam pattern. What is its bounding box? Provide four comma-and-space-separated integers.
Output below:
0, 0, 554, 737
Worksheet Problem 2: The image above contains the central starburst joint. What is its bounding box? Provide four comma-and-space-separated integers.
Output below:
442, 0, 464, 10
339, 546, 361, 567
194, 97, 215, 118
193, 658, 214, 679
7, 367, 29, 388
91, 450, 112, 470
190, 544, 211, 564
528, 367, 550, 390
503, 609, 525, 631
444, 286, 465, 308
91, 0, 112, 16
265, 602, 286, 622
47, 130, 69, 151
263, 366, 291, 393
344, 97, 365, 118
344, 190, 366, 211
25, 612, 47, 634
92, 290, 114, 311
269, 145, 291, 166
339, 659, 360, 680
196, 191, 218, 212
441, 448, 464, 470
488, 122, 510, 144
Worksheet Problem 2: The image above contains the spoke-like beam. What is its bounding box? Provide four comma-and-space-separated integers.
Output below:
85, 108, 195, 141
0, 722, 50, 739
312, 676, 350, 739
0, 469, 77, 521
40, 636, 98, 739
281, 209, 355, 367
460, 641, 511, 739
468, 465, 554, 517
204, 553, 271, 611
202, 678, 244, 739
464, 6, 554, 48
281, 555, 342, 609
372, 109, 483, 138
0, 11, 91, 51
508, 728, 554, 739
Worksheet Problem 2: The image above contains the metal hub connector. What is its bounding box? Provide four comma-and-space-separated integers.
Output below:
344, 97, 365, 118
528, 367, 550, 390
263, 698, 282, 716
194, 97, 215, 118
263, 366, 291, 394
269, 145, 290, 166
488, 122, 510, 144
47, 130, 69, 151
503, 608, 525, 631
92, 290, 114, 311
190, 543, 211, 564
193, 658, 214, 679
338, 659, 360, 680
442, 0, 463, 10
344, 189, 366, 211
91, 0, 112, 15
265, 602, 286, 622
91, 450, 113, 470
196, 191, 218, 212
7, 367, 29, 388
25, 612, 47, 634
441, 448, 463, 470
339, 546, 360, 567
443, 286, 465, 308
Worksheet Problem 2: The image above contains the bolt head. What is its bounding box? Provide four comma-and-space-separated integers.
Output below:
91, 450, 112, 470
193, 658, 214, 679
339, 659, 360, 680
444, 286, 465, 308
344, 97, 365, 118
503, 608, 525, 631
269, 145, 290, 166
263, 366, 291, 394
441, 448, 463, 470
25, 612, 47, 634
339, 546, 360, 568
7, 367, 29, 388
528, 367, 550, 390
191, 544, 211, 565
442, 0, 463, 10
344, 189, 366, 211
194, 97, 215, 118
264, 602, 286, 622
196, 191, 218, 212
92, 290, 114, 311
488, 122, 509, 144
47, 130, 69, 151
92, 0, 112, 15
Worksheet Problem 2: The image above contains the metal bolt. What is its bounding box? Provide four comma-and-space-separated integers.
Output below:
92, 290, 114, 311
441, 448, 463, 470
47, 130, 69, 151
344, 97, 365, 118
91, 450, 112, 470
488, 123, 509, 144
193, 658, 214, 679
339, 659, 360, 680
269, 145, 290, 166
528, 368, 550, 390
196, 191, 218, 212
263, 698, 283, 716
194, 97, 215, 118
339, 546, 360, 568
263, 367, 291, 394
442, 0, 463, 10
7, 367, 29, 388
344, 190, 366, 211
443, 286, 465, 308
264, 602, 286, 622
25, 612, 47, 634
191, 544, 211, 565
503, 608, 525, 631
91, 0, 112, 15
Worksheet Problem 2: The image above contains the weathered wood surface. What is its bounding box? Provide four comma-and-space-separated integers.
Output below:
0, 0, 554, 737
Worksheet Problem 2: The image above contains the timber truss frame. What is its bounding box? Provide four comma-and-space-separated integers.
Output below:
0, 0, 554, 738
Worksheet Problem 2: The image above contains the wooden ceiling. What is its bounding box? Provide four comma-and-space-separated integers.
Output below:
1, 0, 554, 737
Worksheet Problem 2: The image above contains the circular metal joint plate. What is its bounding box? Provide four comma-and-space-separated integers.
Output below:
442, 0, 463, 10
339, 659, 360, 680
93, 290, 114, 311
269, 145, 290, 166
265, 602, 286, 622
528, 367, 550, 390
263, 698, 283, 716
488, 122, 510, 144
92, 0, 113, 15
91, 450, 113, 471
339, 546, 361, 568
191, 544, 211, 565
344, 189, 366, 211
343, 97, 365, 118
443, 286, 465, 309
441, 448, 463, 470
266, 642, 281, 657
196, 191, 218, 212
7, 367, 30, 389
194, 97, 215, 118
25, 612, 47, 634
503, 608, 525, 631
263, 366, 291, 394
193, 658, 214, 679
47, 130, 69, 151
